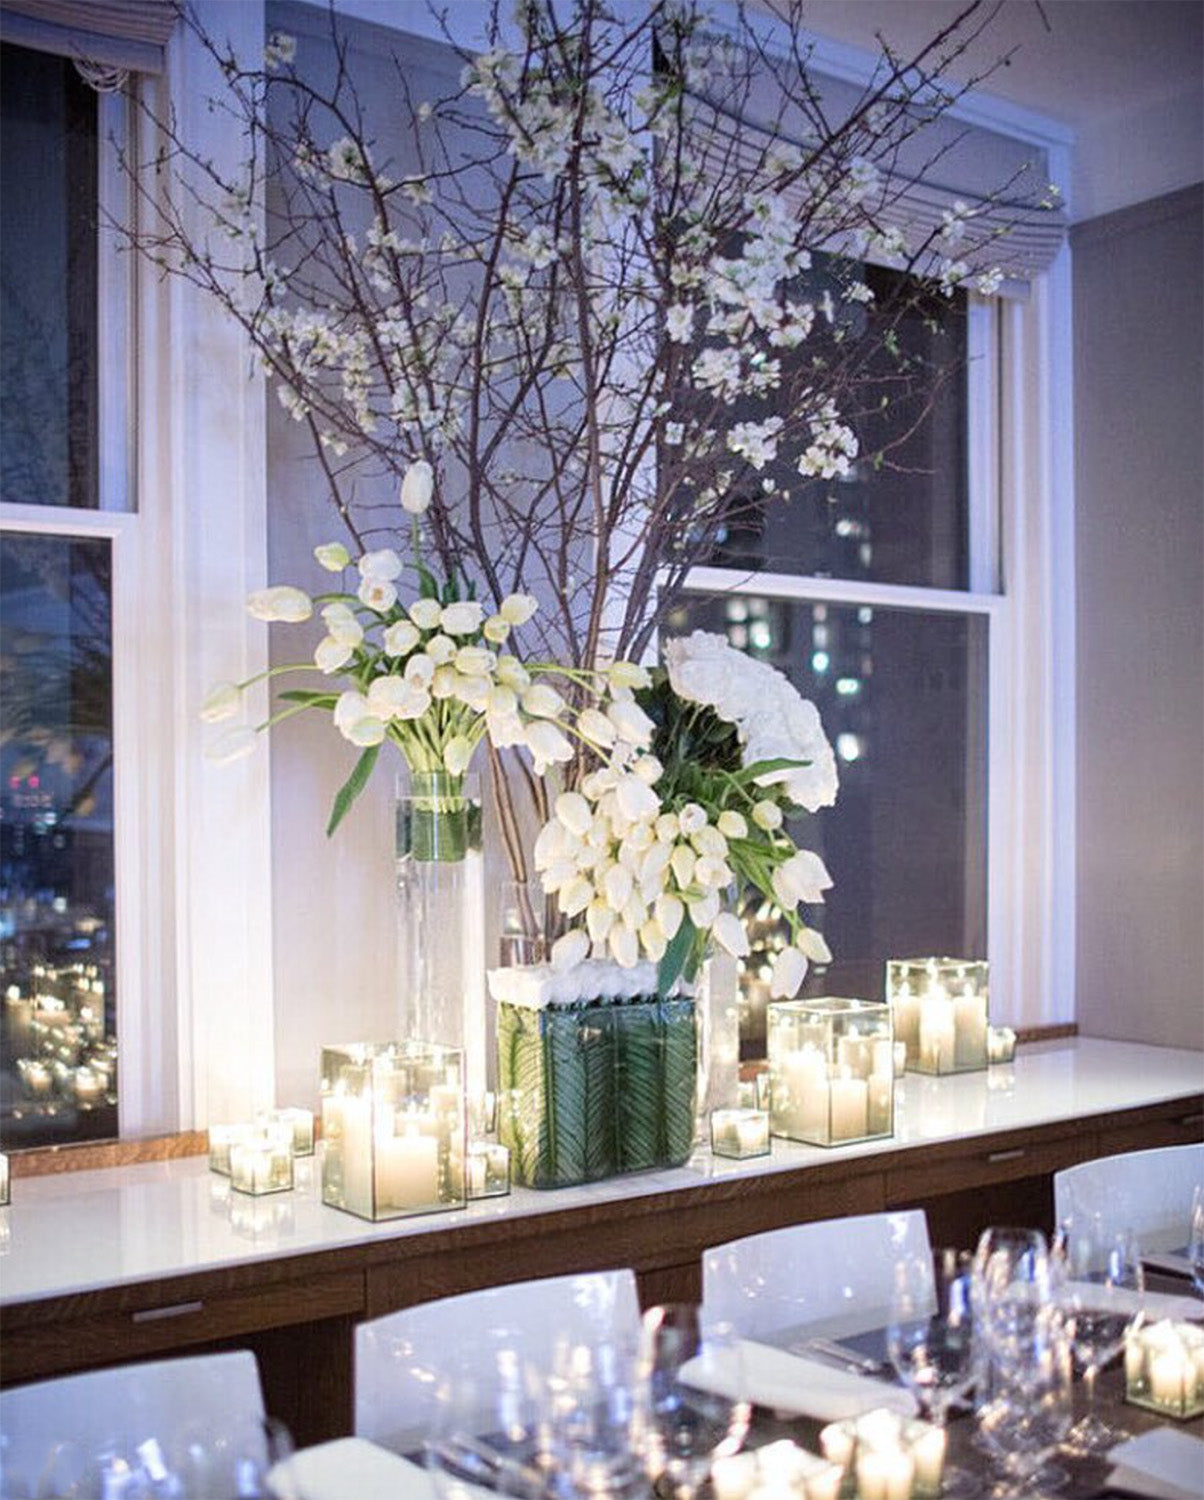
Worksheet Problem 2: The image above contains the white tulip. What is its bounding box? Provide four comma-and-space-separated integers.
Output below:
717, 809, 748, 841
655, 892, 684, 940
314, 635, 354, 673
246, 585, 312, 622
400, 459, 434, 515
770, 947, 808, 999
358, 576, 397, 612
441, 600, 485, 636
499, 592, 539, 626
608, 923, 639, 968
383, 620, 420, 656
206, 725, 257, 763
483, 615, 510, 644
607, 697, 655, 746
615, 773, 659, 824
551, 928, 589, 972
639, 842, 672, 886
424, 633, 457, 665
314, 541, 350, 572
453, 673, 490, 711
200, 682, 240, 723
711, 911, 751, 959
346, 715, 385, 747
752, 799, 783, 831
577, 707, 617, 748
621, 821, 654, 856
556, 792, 593, 839
408, 597, 443, 630
639, 918, 668, 963
678, 803, 706, 836
694, 855, 733, 891
443, 735, 475, 775
692, 825, 728, 858
405, 654, 436, 688
586, 899, 615, 944
521, 683, 565, 720
632, 755, 663, 786
670, 844, 697, 891
358, 547, 403, 581
486, 683, 518, 718
455, 646, 495, 677
322, 601, 364, 647
495, 656, 531, 690
487, 712, 526, 749
333, 690, 371, 735
524, 719, 573, 771
686, 890, 720, 929
772, 850, 833, 908
607, 660, 651, 690
603, 863, 634, 913
655, 812, 680, 843
559, 875, 593, 918
797, 926, 833, 964
430, 665, 458, 699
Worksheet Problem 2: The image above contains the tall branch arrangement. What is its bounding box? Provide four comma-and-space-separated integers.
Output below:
130, 0, 1044, 670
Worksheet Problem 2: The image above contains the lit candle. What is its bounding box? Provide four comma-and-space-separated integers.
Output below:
828, 1074, 869, 1141
72, 1067, 103, 1105
327, 1092, 374, 1212
736, 1112, 769, 1155
871, 1039, 895, 1080
818, 1421, 855, 1473
229, 1133, 294, 1196
867, 1073, 893, 1135
893, 1041, 907, 1078
0, 1152, 9, 1207
262, 1107, 315, 1156
892, 987, 920, 1061
836, 1034, 872, 1075
908, 1423, 946, 1494
778, 1047, 829, 1140
376, 1126, 439, 1211
918, 993, 956, 1073
953, 991, 988, 1069
1149, 1347, 1197, 1408
466, 1141, 510, 1198
856, 1447, 915, 1500
1125, 1335, 1146, 1386
711, 1453, 757, 1500
208, 1122, 251, 1177
987, 1026, 1017, 1064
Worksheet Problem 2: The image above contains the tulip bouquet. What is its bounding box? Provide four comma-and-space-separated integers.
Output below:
202, 461, 652, 835
535, 630, 838, 1000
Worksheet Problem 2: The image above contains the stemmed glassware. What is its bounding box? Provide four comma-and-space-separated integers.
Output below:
635, 1303, 750, 1500
1055, 1217, 1145, 1453
976, 1303, 1075, 1497
1189, 1185, 1204, 1298
886, 1247, 979, 1497
424, 1344, 548, 1499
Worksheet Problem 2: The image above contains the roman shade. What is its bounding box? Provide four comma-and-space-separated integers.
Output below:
0, 0, 177, 74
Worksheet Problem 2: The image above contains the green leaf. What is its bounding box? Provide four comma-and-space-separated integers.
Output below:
732, 755, 811, 785
277, 689, 339, 708
326, 743, 380, 837
415, 560, 439, 599
657, 915, 697, 996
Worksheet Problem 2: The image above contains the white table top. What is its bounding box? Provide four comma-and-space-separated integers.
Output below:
1, 1038, 1200, 1307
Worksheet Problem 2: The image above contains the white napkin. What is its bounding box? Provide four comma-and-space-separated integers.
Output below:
1105, 1428, 1204, 1500
267, 1437, 446, 1500
1061, 1280, 1204, 1324
682, 1339, 915, 1423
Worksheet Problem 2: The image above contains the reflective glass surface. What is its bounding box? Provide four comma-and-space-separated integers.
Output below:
0, 42, 99, 510
0, 533, 117, 1146
667, 595, 988, 1057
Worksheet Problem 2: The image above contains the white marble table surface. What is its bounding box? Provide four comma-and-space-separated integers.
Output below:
2, 1038, 1200, 1306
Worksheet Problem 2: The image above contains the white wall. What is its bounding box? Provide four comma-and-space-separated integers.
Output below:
1072, 184, 1204, 1051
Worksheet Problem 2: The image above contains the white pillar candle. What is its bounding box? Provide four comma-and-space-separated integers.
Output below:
953, 992, 988, 1069
856, 1448, 915, 1500
467, 1149, 488, 1198
871, 1039, 895, 1080
1149, 1347, 1197, 1408
331, 1093, 374, 1211
918, 994, 956, 1073
376, 1127, 439, 1211
829, 1075, 869, 1141
893, 1041, 907, 1078
908, 1424, 946, 1493
1125, 1336, 1146, 1386
818, 1422, 855, 1473
892, 989, 920, 1059
0, 1152, 9, 1206
711, 1453, 758, 1500
836, 1034, 872, 1076
780, 1048, 830, 1140
867, 1073, 893, 1135
736, 1112, 769, 1154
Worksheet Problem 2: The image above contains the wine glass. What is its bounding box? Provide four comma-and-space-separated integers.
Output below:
977, 1304, 1075, 1498
1189, 1185, 1204, 1298
424, 1343, 548, 1499
1055, 1218, 1145, 1453
542, 1333, 645, 1498
886, 1247, 978, 1497
635, 1303, 750, 1500
973, 1227, 1060, 1386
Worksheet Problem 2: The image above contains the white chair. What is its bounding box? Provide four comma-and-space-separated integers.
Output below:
0, 1350, 267, 1496
1054, 1142, 1203, 1252
703, 1209, 932, 1342
355, 1268, 642, 1454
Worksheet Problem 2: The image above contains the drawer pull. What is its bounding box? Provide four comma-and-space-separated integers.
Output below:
131, 1300, 204, 1324
986, 1148, 1026, 1164
1177, 1113, 1204, 1130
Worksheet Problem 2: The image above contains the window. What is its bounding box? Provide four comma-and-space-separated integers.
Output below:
0, 43, 129, 1147
667, 264, 1001, 1055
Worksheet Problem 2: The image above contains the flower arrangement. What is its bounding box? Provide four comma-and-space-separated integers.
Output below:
535, 631, 837, 999
201, 462, 652, 834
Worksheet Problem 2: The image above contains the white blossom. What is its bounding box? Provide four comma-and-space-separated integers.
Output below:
247, 585, 312, 623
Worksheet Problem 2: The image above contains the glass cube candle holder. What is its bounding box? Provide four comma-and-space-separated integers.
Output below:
208, 1122, 251, 1177
321, 1041, 466, 1222
259, 1106, 315, 1157
1125, 1321, 1204, 1420
767, 998, 894, 1147
466, 1141, 511, 1199
710, 1107, 771, 1160
0, 1151, 9, 1206
229, 1122, 295, 1197
987, 1025, 1017, 1064
820, 1410, 946, 1499
886, 958, 989, 1075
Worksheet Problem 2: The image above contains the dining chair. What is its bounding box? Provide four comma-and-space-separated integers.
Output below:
355, 1267, 642, 1454
703, 1208, 933, 1341
1053, 1141, 1203, 1251
0, 1349, 267, 1493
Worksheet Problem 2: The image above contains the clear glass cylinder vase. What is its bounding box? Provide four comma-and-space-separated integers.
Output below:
396, 772, 487, 1099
